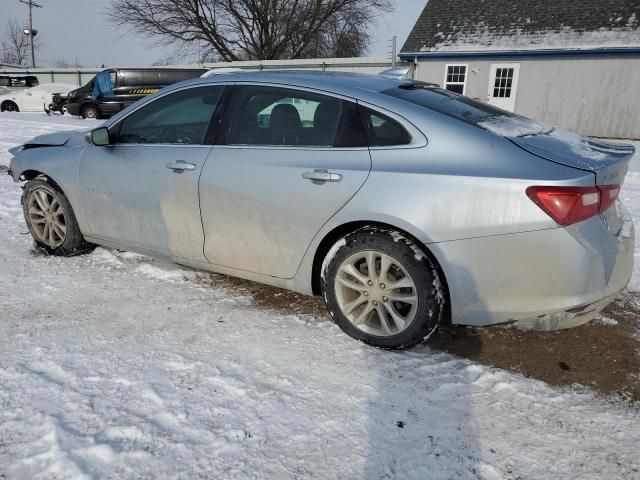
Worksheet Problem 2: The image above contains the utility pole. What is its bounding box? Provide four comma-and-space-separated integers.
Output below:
388, 35, 397, 68
19, 0, 42, 68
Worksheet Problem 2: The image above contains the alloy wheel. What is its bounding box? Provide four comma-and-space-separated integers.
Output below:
27, 188, 66, 248
334, 250, 418, 336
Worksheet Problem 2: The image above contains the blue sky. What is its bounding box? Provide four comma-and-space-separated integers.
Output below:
1, 0, 426, 67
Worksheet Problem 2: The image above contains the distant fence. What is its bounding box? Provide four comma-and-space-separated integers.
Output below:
0, 57, 408, 87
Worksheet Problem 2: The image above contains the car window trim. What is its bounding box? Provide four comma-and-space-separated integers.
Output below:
216, 82, 368, 149
107, 84, 229, 147
204, 85, 233, 145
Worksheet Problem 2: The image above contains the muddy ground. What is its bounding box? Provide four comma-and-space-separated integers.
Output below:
203, 272, 640, 404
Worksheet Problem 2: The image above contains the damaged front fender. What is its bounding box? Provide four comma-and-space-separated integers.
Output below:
8, 130, 89, 182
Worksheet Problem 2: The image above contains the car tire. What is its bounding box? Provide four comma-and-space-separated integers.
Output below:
321, 227, 445, 349
81, 104, 100, 119
1, 101, 19, 112
22, 178, 94, 256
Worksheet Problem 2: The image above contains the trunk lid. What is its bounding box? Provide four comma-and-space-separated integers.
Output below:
510, 128, 634, 186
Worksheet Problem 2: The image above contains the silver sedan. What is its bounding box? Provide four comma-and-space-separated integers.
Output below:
8, 71, 635, 349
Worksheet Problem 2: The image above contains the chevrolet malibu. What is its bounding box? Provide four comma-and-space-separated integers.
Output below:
8, 71, 635, 349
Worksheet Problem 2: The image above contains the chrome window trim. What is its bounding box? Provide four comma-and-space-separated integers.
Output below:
103, 80, 427, 150
210, 144, 370, 152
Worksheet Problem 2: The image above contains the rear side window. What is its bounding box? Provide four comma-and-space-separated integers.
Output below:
382, 85, 515, 127
359, 106, 411, 146
115, 86, 223, 145
225, 85, 367, 147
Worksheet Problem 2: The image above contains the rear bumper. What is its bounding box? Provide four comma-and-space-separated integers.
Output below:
431, 202, 634, 328
510, 294, 617, 330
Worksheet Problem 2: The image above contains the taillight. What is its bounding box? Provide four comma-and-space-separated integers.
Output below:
599, 185, 620, 214
526, 185, 620, 226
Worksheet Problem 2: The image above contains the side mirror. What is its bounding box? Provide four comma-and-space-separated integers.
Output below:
90, 127, 110, 146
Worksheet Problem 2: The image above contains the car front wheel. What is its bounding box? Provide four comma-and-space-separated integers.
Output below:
22, 178, 93, 256
321, 227, 445, 349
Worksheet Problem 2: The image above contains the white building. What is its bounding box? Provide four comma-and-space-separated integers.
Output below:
400, 0, 640, 139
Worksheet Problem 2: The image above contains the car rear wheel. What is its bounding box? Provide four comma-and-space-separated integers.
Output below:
321, 227, 445, 349
22, 179, 93, 256
82, 104, 100, 119
1, 101, 19, 112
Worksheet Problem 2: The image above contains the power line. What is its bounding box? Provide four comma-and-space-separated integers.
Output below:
18, 0, 42, 68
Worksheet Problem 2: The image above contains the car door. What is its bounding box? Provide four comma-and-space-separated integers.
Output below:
199, 84, 372, 278
19, 88, 46, 111
78, 84, 226, 261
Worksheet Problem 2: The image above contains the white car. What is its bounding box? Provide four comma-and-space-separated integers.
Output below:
0, 83, 77, 113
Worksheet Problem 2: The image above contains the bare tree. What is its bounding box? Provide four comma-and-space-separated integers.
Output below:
298, 7, 371, 58
0, 18, 31, 65
107, 0, 391, 61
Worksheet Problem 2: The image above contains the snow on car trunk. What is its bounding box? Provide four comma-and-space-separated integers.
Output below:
479, 115, 635, 186
511, 128, 634, 186
1, 113, 640, 479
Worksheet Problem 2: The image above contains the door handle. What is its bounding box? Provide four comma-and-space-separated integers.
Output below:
302, 169, 342, 184
166, 160, 196, 172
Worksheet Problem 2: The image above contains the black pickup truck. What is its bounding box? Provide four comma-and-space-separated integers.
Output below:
65, 68, 206, 119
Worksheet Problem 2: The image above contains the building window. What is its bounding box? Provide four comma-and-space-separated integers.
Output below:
492, 67, 515, 98
444, 64, 467, 94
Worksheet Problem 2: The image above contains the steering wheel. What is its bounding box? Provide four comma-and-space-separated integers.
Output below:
146, 126, 195, 145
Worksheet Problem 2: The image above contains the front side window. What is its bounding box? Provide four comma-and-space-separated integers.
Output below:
226, 85, 366, 147
444, 64, 467, 94
115, 86, 223, 145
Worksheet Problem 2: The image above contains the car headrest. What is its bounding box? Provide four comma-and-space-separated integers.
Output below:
270, 103, 301, 131
313, 102, 338, 130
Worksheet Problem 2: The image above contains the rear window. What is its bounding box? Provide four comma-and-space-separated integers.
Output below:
381, 85, 515, 127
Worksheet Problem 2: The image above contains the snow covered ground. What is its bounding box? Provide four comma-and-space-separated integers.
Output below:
1, 113, 639, 480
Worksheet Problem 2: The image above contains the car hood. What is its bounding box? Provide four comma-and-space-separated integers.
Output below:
29, 130, 87, 146
510, 128, 635, 186
8, 130, 88, 156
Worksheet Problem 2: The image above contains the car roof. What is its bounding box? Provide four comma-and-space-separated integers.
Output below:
186, 70, 411, 97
